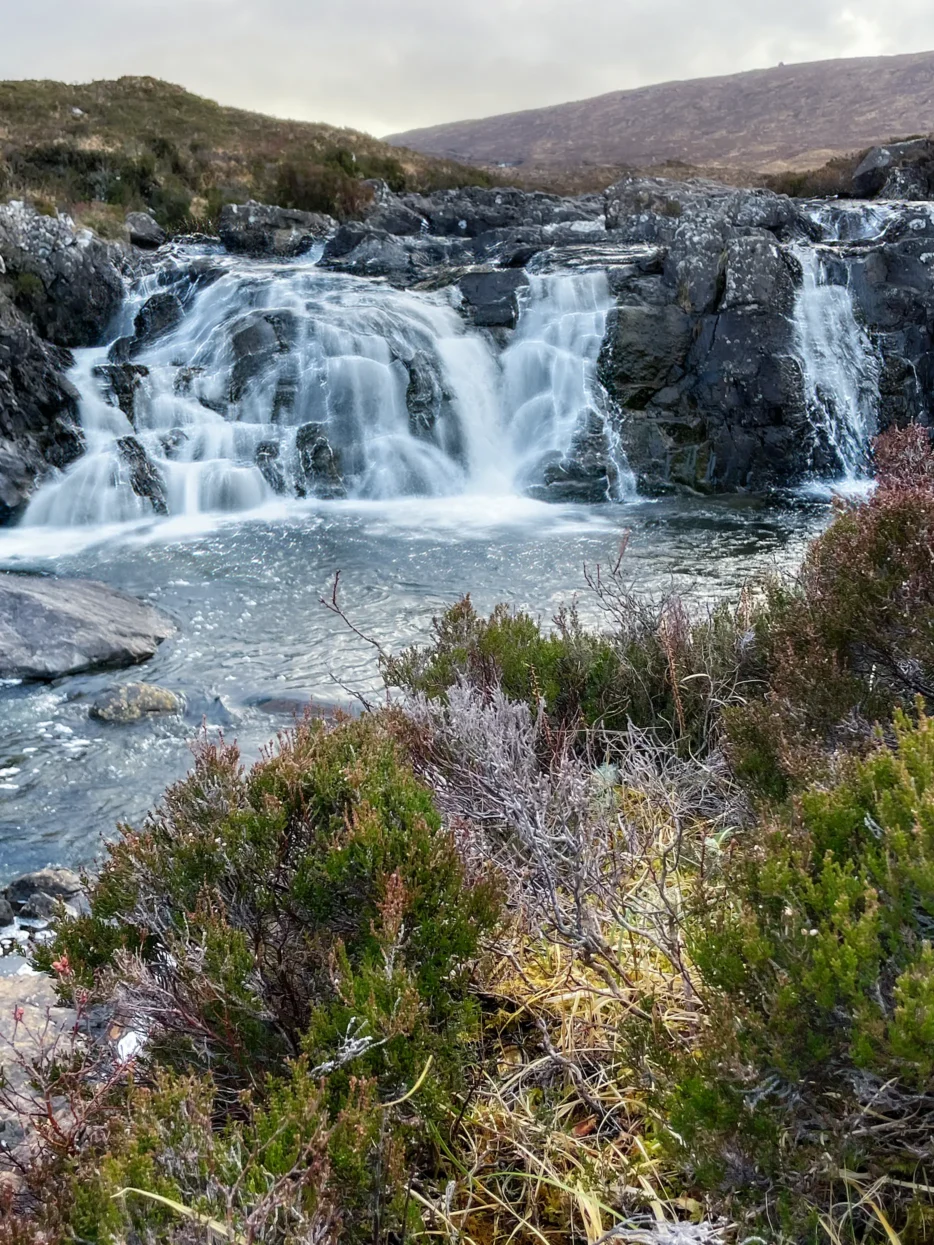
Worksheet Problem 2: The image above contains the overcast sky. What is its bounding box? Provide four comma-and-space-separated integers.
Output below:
3, 0, 934, 137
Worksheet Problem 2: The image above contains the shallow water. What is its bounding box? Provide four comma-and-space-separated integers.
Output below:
0, 493, 828, 882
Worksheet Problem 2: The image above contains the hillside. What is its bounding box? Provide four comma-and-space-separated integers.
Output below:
386, 49, 934, 176
0, 77, 493, 232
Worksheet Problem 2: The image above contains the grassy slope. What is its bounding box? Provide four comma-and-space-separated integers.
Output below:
0, 76, 494, 231
387, 49, 934, 179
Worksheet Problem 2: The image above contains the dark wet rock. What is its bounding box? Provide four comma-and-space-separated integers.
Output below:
5, 868, 84, 911
321, 224, 474, 286
0, 201, 124, 348
92, 362, 149, 426
399, 186, 604, 238
255, 440, 286, 493
360, 179, 427, 235
218, 201, 336, 257
0, 897, 13, 926
0, 573, 175, 680
130, 291, 183, 353
229, 311, 296, 401
459, 269, 528, 328
0, 297, 83, 524
116, 436, 168, 514
295, 423, 345, 498
125, 211, 166, 250
527, 410, 618, 503
852, 139, 934, 199
404, 351, 447, 437
90, 682, 182, 723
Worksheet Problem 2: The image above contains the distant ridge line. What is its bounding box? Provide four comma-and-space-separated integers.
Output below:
385, 50, 934, 174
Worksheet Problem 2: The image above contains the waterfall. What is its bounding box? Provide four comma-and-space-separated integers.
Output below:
791, 246, 879, 481
23, 250, 629, 526
502, 270, 633, 502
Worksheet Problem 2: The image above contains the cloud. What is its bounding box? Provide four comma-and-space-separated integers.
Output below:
2, 0, 934, 136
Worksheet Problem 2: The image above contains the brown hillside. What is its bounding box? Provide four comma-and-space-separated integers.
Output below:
386, 50, 934, 174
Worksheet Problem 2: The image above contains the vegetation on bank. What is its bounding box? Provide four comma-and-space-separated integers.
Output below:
0, 77, 496, 234
4, 426, 934, 1243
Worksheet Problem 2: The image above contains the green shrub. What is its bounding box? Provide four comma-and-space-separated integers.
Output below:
34, 713, 500, 1241
726, 426, 934, 796
386, 592, 762, 755
662, 706, 934, 1237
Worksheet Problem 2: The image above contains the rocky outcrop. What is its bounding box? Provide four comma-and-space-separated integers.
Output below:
0, 573, 175, 680
593, 177, 814, 490
851, 139, 934, 199
0, 298, 84, 522
0, 203, 127, 521
0, 201, 124, 347
218, 201, 336, 258
400, 186, 604, 237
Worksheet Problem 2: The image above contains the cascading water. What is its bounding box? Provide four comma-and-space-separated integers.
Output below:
502, 269, 633, 501
791, 245, 880, 481
23, 248, 630, 527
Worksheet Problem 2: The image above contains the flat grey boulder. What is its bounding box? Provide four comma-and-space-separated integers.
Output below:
0, 573, 175, 680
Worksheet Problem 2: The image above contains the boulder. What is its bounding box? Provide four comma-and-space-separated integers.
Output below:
0, 297, 84, 523
116, 436, 168, 514
5, 868, 84, 910
90, 682, 182, 723
851, 139, 934, 199
130, 290, 183, 351
0, 573, 175, 680
360, 179, 427, 236
458, 269, 528, 328
0, 201, 124, 347
218, 201, 336, 257
125, 211, 166, 250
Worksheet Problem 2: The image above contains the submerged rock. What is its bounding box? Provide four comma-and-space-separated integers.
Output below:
0, 573, 175, 680
219, 201, 335, 257
90, 682, 182, 723
295, 423, 345, 498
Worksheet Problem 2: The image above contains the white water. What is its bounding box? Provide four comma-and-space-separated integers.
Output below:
24, 251, 629, 527
791, 245, 879, 481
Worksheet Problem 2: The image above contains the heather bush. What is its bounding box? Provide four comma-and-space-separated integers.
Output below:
726, 426, 934, 797
657, 706, 934, 1239
30, 713, 500, 1241
385, 587, 762, 757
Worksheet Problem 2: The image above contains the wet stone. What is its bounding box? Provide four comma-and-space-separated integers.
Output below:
89, 682, 182, 724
